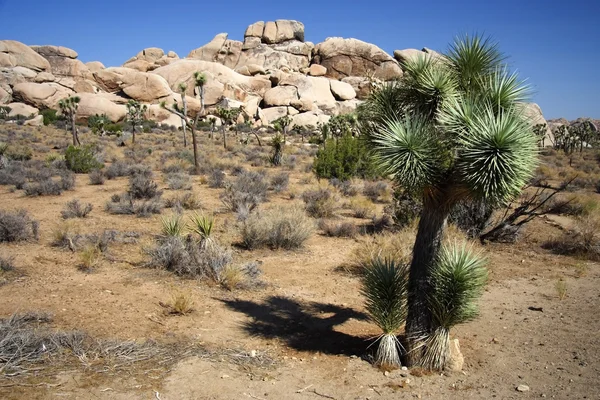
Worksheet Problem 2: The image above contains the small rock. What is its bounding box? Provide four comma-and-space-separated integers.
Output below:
516, 384, 530, 392
221, 374, 230, 379
250, 350, 257, 358
401, 366, 408, 371
384, 371, 390, 376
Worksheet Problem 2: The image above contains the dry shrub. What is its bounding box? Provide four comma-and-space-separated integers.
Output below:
51, 220, 80, 249
241, 205, 314, 250
302, 187, 340, 218
129, 173, 162, 200
347, 226, 416, 274
0, 254, 15, 272
61, 199, 93, 219
163, 289, 195, 315
363, 181, 390, 203
318, 219, 358, 238
105, 193, 163, 217
88, 169, 105, 185
165, 172, 191, 190
350, 198, 376, 219
270, 172, 290, 193
164, 192, 202, 211
330, 178, 361, 197
207, 169, 226, 188
544, 214, 600, 260
0, 209, 39, 243
221, 171, 269, 214
78, 245, 101, 272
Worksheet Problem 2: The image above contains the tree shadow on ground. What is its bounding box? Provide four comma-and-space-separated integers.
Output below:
220, 296, 371, 355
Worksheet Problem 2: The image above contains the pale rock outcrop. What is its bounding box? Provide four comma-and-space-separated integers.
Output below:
263, 85, 298, 107
341, 76, 371, 100
334, 99, 362, 115
7, 102, 38, 117
330, 80, 356, 101
261, 106, 298, 124
135, 47, 164, 63
167, 51, 179, 59
262, 20, 304, 44
152, 59, 271, 100
187, 34, 243, 70
236, 43, 311, 72
94, 67, 172, 102
123, 59, 154, 72
521, 102, 552, 142
12, 82, 72, 109
1, 67, 28, 88
45, 57, 93, 79
279, 73, 337, 112
0, 40, 50, 72
85, 61, 105, 73
313, 37, 402, 81
242, 37, 262, 50
291, 111, 330, 128
0, 87, 10, 104
235, 64, 265, 76
24, 114, 44, 126
290, 98, 316, 112
76, 93, 127, 122
31, 45, 78, 59
393, 48, 426, 65
245, 21, 265, 38
54, 77, 97, 93
308, 64, 327, 76
34, 72, 56, 83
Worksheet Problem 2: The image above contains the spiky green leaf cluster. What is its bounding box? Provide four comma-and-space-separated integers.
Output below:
361, 259, 409, 334
428, 243, 488, 329
188, 212, 214, 241
161, 214, 185, 238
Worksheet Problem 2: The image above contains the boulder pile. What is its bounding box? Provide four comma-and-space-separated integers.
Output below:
0, 20, 550, 130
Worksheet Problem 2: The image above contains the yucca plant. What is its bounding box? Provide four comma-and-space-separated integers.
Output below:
361, 258, 409, 368
361, 34, 538, 366
161, 214, 185, 238
420, 243, 487, 370
188, 212, 214, 247
126, 100, 148, 145
270, 134, 285, 166
162, 72, 206, 170
58, 95, 81, 146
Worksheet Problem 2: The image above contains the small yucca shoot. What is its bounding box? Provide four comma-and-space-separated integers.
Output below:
421, 242, 488, 370
188, 212, 214, 247
161, 214, 185, 238
361, 258, 409, 368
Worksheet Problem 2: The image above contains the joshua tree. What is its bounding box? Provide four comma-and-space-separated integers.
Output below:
532, 123, 547, 147
361, 35, 537, 367
270, 134, 285, 166
126, 100, 147, 145
88, 113, 110, 136
162, 72, 207, 170
0, 106, 10, 120
215, 106, 238, 149
361, 259, 408, 368
58, 96, 81, 146
208, 116, 217, 139
178, 83, 188, 147
273, 114, 292, 141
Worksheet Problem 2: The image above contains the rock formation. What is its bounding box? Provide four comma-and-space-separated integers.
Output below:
0, 22, 552, 129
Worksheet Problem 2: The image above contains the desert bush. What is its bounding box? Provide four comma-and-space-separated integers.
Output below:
270, 172, 289, 193
40, 108, 59, 126
0, 210, 39, 243
241, 205, 314, 250
164, 193, 202, 211
544, 214, 600, 260
302, 187, 340, 218
5, 145, 32, 161
347, 227, 416, 274
166, 172, 191, 190
330, 178, 361, 197
0, 162, 26, 188
78, 245, 101, 272
350, 198, 376, 219
64, 145, 103, 173
363, 181, 390, 203
104, 160, 131, 179
313, 135, 379, 180
88, 169, 105, 185
23, 171, 74, 196
105, 193, 163, 217
128, 173, 161, 200
318, 219, 358, 238
164, 289, 195, 315
207, 169, 226, 188
0, 254, 15, 272
61, 199, 93, 219
51, 221, 79, 249
449, 199, 494, 239
384, 189, 422, 229
221, 171, 269, 214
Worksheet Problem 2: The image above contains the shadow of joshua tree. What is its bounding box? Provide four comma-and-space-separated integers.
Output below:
220, 296, 370, 355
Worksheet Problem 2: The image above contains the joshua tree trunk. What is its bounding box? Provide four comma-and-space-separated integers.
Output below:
222, 125, 227, 149
191, 124, 199, 172
405, 197, 450, 366
181, 94, 188, 147
70, 114, 79, 146
253, 132, 262, 146
132, 125, 136, 145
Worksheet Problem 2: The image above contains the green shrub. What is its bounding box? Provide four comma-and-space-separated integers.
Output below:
242, 206, 314, 250
64, 145, 103, 173
313, 135, 378, 180
105, 123, 123, 135
40, 109, 59, 126
5, 145, 32, 161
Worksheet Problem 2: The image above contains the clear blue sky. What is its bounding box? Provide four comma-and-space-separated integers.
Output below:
0, 0, 598, 120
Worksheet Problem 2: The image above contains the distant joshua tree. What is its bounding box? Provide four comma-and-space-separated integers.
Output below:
58, 96, 81, 146
162, 72, 207, 171
126, 100, 147, 145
